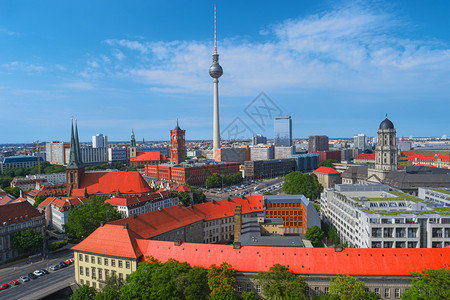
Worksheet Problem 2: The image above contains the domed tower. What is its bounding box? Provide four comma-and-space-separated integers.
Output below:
375, 115, 397, 171
209, 5, 223, 155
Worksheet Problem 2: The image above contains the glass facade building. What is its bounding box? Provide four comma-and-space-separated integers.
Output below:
274, 116, 292, 146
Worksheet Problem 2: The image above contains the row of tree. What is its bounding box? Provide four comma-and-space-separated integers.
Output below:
2, 161, 66, 178
71, 258, 450, 300
85, 162, 140, 172
282, 171, 323, 199
205, 172, 243, 188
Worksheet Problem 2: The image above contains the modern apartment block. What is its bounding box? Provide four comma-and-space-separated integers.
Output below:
321, 184, 450, 248
418, 187, 450, 207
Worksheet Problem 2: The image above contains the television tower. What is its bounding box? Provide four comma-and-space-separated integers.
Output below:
209, 4, 223, 153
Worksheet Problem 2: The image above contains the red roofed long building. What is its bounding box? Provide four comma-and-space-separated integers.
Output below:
129, 151, 167, 167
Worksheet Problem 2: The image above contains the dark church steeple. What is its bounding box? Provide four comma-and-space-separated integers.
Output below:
66, 119, 85, 195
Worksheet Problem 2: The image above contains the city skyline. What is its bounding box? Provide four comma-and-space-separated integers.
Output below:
1, 1, 450, 143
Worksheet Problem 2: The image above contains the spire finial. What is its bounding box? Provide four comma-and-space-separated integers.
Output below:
177, 118, 179, 127
214, 4, 217, 54
386, 113, 388, 118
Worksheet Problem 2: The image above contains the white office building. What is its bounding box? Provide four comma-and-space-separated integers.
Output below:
92, 134, 108, 148
353, 133, 367, 150
321, 184, 450, 248
418, 187, 450, 207
108, 148, 128, 163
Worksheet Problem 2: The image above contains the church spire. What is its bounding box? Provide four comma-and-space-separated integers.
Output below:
130, 129, 136, 147
67, 119, 83, 169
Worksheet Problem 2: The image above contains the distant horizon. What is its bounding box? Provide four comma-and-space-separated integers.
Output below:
1, 1, 449, 142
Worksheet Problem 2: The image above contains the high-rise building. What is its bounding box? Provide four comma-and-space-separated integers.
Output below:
92, 134, 107, 148
170, 121, 186, 164
308, 135, 329, 153
274, 116, 292, 146
209, 5, 223, 157
353, 133, 367, 150
252, 134, 267, 145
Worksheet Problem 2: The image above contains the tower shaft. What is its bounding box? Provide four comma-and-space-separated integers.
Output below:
213, 78, 220, 150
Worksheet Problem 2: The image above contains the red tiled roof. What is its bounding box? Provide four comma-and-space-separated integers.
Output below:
414, 164, 436, 168
130, 152, 162, 162
38, 197, 59, 209
314, 167, 340, 175
0, 195, 16, 206
72, 224, 143, 259
354, 153, 375, 160
109, 196, 263, 238
77, 171, 151, 195
105, 191, 177, 207
400, 151, 450, 163
136, 240, 450, 276
0, 201, 42, 224
51, 197, 85, 212
176, 185, 191, 192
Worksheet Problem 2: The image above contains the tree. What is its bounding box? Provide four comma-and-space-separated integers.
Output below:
0, 176, 13, 189
282, 171, 323, 199
33, 194, 46, 208
329, 275, 368, 300
4, 186, 21, 198
305, 225, 324, 247
177, 191, 191, 206
70, 285, 97, 300
94, 273, 123, 299
242, 291, 257, 300
263, 191, 273, 195
319, 159, 337, 169
64, 196, 121, 241
207, 262, 239, 300
11, 228, 43, 254
402, 268, 450, 300
176, 266, 210, 300
191, 187, 206, 204
206, 173, 223, 188
255, 264, 307, 300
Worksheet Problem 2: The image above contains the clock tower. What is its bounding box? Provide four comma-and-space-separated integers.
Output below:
170, 121, 186, 164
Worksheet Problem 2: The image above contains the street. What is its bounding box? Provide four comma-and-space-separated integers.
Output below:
0, 250, 75, 300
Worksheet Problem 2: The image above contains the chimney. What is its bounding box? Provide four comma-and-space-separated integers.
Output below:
158, 207, 162, 212
133, 214, 137, 219
233, 205, 242, 243
100, 221, 104, 227
123, 223, 129, 229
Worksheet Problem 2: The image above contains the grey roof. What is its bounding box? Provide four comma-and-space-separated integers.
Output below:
239, 217, 304, 247
384, 167, 450, 189
263, 218, 284, 225
3, 156, 43, 164
341, 166, 369, 179
263, 194, 309, 206
379, 117, 394, 130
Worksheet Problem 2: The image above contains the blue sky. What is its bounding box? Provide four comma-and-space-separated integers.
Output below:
1, 0, 449, 143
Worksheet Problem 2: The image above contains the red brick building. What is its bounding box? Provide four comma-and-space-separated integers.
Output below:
170, 122, 186, 164
145, 162, 240, 186
315, 150, 341, 162
129, 152, 167, 167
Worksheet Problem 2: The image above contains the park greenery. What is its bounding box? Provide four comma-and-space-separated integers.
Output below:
319, 159, 338, 169
206, 172, 243, 189
305, 225, 324, 247
401, 268, 450, 299
85, 162, 140, 172
64, 196, 121, 241
255, 264, 307, 299
33, 194, 47, 207
11, 228, 43, 254
282, 171, 323, 199
3, 186, 21, 198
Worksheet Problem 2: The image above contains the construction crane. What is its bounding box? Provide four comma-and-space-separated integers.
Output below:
36, 140, 41, 174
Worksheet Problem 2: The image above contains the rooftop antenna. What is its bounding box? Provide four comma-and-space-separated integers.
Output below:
214, 4, 217, 54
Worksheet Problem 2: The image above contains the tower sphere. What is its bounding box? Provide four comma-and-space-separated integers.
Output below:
209, 54, 223, 78
379, 117, 394, 130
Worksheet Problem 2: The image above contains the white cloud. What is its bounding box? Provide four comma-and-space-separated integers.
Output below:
60, 81, 94, 90
1, 61, 45, 73
98, 4, 450, 98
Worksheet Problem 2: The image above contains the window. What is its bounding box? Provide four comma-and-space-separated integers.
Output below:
85, 267, 89, 276
364, 287, 370, 293
256, 284, 261, 294
126, 261, 130, 269
385, 288, 390, 298
395, 289, 401, 298
314, 287, 320, 296
91, 256, 95, 264
86, 280, 90, 286
98, 257, 102, 265
80, 266, 83, 275
374, 288, 380, 295
104, 258, 108, 266
85, 255, 88, 262
98, 269, 102, 280
105, 270, 109, 278
118, 260, 123, 268
80, 279, 84, 285
305, 287, 310, 295
246, 283, 252, 292
237, 284, 242, 292
119, 273, 123, 280
324, 287, 329, 294
111, 259, 116, 267
79, 253, 83, 261
92, 267, 96, 279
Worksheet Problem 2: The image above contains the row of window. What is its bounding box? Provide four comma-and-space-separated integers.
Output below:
78, 254, 130, 269
80, 267, 125, 281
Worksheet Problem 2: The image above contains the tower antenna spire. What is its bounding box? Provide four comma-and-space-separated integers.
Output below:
214, 4, 217, 54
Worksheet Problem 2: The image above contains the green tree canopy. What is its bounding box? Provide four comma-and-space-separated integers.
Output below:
255, 264, 307, 300
206, 173, 243, 188
282, 171, 323, 199
4, 186, 21, 198
64, 196, 121, 241
177, 191, 191, 206
319, 159, 338, 169
191, 186, 206, 204
402, 268, 450, 300
70, 285, 97, 300
176, 266, 210, 300
0, 175, 13, 189
305, 225, 324, 247
33, 194, 46, 208
206, 173, 223, 188
207, 262, 238, 300
329, 274, 381, 300
11, 228, 43, 254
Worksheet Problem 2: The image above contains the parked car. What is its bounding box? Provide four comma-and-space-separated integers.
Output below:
0, 284, 8, 290
50, 265, 59, 271
58, 262, 68, 268
40, 269, 49, 275
20, 276, 29, 283
28, 273, 37, 280
10, 280, 19, 286
33, 270, 44, 276
65, 259, 74, 265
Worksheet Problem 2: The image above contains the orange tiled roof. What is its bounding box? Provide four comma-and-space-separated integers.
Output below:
77, 171, 151, 195
130, 152, 162, 162
109, 196, 263, 238
314, 166, 340, 175
354, 153, 375, 160
72, 224, 143, 259
105, 191, 176, 207
0, 201, 41, 224
137, 240, 450, 276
